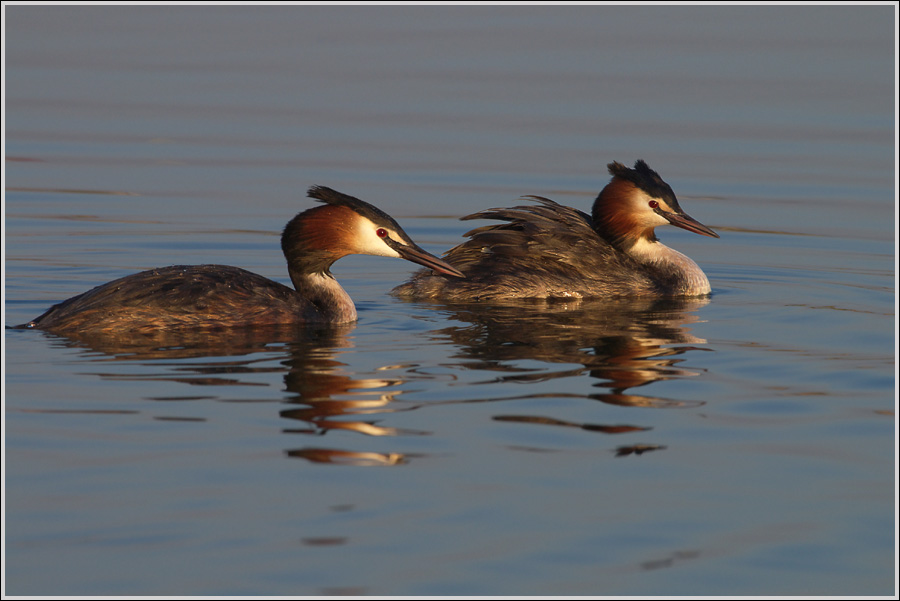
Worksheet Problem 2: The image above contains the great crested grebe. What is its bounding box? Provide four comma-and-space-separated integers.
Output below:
19, 186, 464, 333
392, 160, 719, 301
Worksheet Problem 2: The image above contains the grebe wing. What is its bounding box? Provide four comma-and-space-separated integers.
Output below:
26, 265, 312, 332
392, 196, 660, 300
443, 196, 601, 269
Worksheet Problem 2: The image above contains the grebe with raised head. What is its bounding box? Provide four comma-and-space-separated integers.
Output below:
392, 160, 719, 301
20, 186, 464, 333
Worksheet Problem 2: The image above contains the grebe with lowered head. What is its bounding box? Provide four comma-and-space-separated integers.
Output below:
19, 186, 464, 334
392, 160, 719, 301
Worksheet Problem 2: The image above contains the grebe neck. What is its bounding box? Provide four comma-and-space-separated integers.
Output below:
287, 268, 357, 323
281, 204, 358, 322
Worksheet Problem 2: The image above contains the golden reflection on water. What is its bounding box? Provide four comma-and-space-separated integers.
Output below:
427, 295, 711, 407
28, 295, 713, 465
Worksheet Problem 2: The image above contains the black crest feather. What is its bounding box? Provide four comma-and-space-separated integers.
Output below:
607, 160, 677, 203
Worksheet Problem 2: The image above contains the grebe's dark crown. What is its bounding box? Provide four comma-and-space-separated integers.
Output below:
307, 185, 403, 231
606, 160, 680, 208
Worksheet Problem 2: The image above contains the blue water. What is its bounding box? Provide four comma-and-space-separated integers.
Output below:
3, 5, 896, 596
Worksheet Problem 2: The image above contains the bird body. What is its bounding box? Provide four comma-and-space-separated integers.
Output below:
20, 186, 463, 333
393, 160, 718, 301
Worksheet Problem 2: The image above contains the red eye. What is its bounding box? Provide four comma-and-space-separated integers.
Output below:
648, 200, 659, 209
376, 228, 388, 238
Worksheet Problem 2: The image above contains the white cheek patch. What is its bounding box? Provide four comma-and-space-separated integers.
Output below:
632, 192, 672, 229
649, 210, 672, 228
633, 210, 667, 229
354, 217, 403, 258
636, 201, 671, 229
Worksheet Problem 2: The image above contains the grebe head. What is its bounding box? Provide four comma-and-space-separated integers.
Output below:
282, 186, 465, 278
593, 160, 719, 249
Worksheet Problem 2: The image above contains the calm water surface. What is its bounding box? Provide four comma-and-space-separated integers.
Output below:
3, 5, 896, 597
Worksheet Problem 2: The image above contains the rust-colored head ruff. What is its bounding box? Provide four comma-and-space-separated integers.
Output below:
592, 160, 718, 249
282, 186, 465, 278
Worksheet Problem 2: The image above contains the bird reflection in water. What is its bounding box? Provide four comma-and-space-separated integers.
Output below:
425, 296, 711, 408
401, 295, 713, 456
19, 294, 712, 463
274, 336, 431, 465
26, 322, 424, 466
278, 334, 434, 466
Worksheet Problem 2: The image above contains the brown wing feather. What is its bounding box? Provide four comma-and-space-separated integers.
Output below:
25, 265, 323, 333
392, 197, 670, 300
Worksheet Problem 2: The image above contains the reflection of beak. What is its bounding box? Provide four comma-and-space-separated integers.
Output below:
662, 211, 719, 238
391, 240, 466, 278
